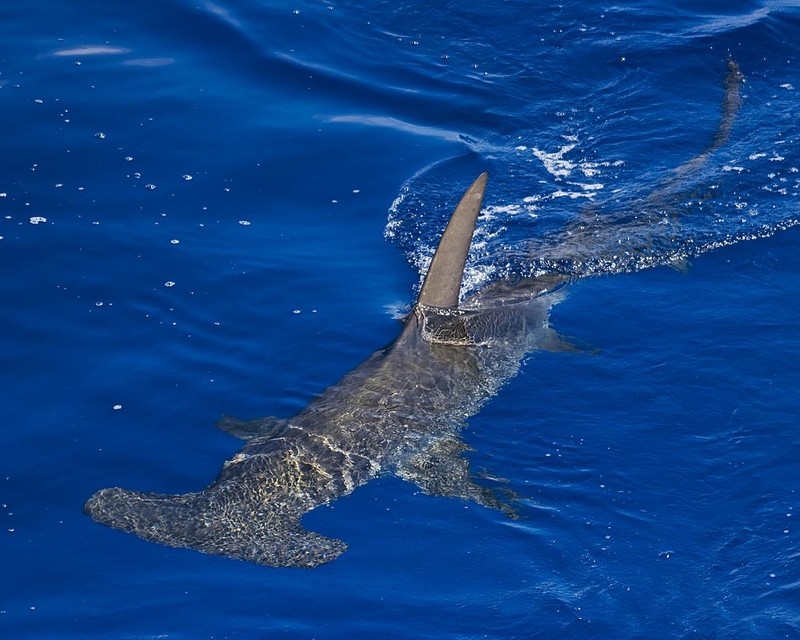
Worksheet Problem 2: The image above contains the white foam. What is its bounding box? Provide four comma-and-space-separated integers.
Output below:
531, 143, 577, 178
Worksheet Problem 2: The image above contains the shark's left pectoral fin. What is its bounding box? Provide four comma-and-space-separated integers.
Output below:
396, 436, 518, 518
216, 414, 288, 440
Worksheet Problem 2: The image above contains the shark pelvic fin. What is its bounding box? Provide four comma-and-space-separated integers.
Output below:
537, 327, 598, 355
216, 414, 288, 440
416, 172, 488, 309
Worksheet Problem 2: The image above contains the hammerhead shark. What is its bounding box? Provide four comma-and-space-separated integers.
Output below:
85, 60, 745, 568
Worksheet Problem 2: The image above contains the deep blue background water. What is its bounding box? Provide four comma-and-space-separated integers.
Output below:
2, 1, 799, 638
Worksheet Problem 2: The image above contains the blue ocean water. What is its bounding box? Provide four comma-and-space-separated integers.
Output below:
2, 0, 799, 638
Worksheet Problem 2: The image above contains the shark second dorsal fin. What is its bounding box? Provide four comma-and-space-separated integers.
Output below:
416, 172, 488, 309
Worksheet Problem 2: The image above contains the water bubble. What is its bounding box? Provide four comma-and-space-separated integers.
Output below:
165, 281, 175, 287
29, 216, 47, 225
182, 175, 193, 181
94, 132, 105, 139
239, 220, 251, 226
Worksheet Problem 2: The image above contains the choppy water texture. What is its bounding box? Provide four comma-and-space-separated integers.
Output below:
1, 1, 799, 638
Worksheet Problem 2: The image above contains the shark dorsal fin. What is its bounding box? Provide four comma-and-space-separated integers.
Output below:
416, 172, 488, 309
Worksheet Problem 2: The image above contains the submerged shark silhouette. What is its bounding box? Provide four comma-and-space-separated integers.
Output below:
85, 61, 744, 568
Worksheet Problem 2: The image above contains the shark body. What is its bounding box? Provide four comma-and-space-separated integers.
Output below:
85, 61, 744, 568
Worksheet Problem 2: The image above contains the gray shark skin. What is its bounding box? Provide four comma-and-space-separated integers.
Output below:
84, 61, 744, 568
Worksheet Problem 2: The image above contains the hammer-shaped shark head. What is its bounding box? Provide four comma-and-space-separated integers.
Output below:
85, 485, 348, 568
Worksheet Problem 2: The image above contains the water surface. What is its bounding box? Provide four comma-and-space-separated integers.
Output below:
1, 1, 799, 638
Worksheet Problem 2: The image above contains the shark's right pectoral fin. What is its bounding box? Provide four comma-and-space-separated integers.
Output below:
396, 436, 518, 519
84, 487, 347, 568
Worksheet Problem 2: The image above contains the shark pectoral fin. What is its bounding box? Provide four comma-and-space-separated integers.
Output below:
216, 414, 288, 440
397, 436, 518, 518
84, 487, 347, 568
246, 520, 347, 569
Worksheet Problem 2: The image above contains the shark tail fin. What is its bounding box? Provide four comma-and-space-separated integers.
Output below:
84, 487, 346, 568
416, 172, 488, 309
669, 59, 745, 179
